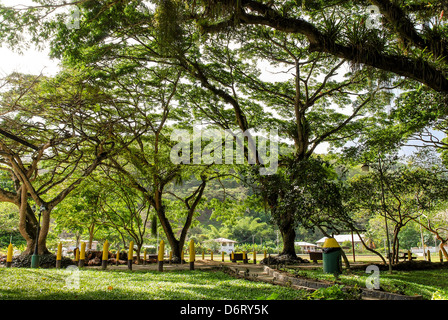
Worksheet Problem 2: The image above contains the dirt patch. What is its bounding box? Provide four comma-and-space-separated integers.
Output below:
260, 254, 309, 265
0, 253, 75, 268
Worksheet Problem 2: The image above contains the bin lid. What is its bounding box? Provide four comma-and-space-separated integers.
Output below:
322, 238, 340, 248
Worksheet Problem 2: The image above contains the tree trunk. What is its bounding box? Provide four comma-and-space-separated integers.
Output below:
170, 240, 184, 263
357, 230, 387, 264
18, 197, 51, 255
156, 204, 185, 263
392, 227, 400, 264
136, 245, 142, 265
439, 240, 448, 261
340, 249, 350, 270
278, 217, 297, 259
88, 224, 95, 250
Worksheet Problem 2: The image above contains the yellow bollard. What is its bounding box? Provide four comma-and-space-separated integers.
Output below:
158, 240, 165, 271
231, 251, 234, 262
243, 251, 247, 264
428, 250, 431, 262
101, 240, 109, 270
202, 250, 205, 260
210, 251, 213, 261
407, 250, 411, 262
56, 242, 62, 268
440, 250, 443, 263
189, 240, 195, 270
253, 249, 256, 264
79, 242, 86, 267
144, 250, 147, 265
128, 241, 134, 270
74, 247, 79, 263
222, 251, 225, 262
6, 243, 13, 268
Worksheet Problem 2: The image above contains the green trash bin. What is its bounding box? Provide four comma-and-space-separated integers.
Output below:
322, 238, 342, 275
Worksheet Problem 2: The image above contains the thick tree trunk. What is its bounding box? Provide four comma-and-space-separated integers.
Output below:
278, 215, 297, 259
18, 196, 50, 255
170, 240, 184, 263
156, 205, 185, 263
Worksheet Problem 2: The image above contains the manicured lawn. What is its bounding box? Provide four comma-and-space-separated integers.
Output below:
0, 268, 309, 300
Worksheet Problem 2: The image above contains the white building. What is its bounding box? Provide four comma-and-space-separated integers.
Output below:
316, 234, 364, 246
213, 238, 237, 254
295, 241, 318, 253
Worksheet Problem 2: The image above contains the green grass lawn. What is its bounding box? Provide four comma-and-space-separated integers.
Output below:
284, 267, 448, 300
0, 268, 309, 300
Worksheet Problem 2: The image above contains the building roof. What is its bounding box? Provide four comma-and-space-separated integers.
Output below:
213, 238, 237, 243
316, 234, 364, 244
295, 241, 317, 247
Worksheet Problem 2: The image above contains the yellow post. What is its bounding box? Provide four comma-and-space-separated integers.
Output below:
158, 240, 165, 271
79, 242, 86, 267
253, 249, 256, 264
202, 250, 205, 260
231, 251, 234, 262
210, 251, 213, 261
144, 250, 147, 265
56, 242, 62, 268
101, 240, 109, 270
407, 250, 411, 261
74, 247, 79, 263
428, 250, 431, 262
243, 251, 247, 264
128, 241, 134, 270
189, 240, 195, 270
440, 250, 443, 262
222, 251, 225, 262
6, 243, 13, 268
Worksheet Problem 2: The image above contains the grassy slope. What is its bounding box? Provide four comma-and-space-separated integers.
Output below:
285, 268, 448, 300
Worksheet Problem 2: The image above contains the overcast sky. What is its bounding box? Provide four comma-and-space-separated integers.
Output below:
0, 0, 61, 77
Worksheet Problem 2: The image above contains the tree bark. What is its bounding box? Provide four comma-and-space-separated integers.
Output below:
439, 240, 448, 261
277, 213, 297, 258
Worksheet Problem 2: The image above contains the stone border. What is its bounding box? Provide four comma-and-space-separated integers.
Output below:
262, 266, 423, 300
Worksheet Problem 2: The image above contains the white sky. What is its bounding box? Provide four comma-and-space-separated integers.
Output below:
0, 0, 61, 76
0, 46, 60, 77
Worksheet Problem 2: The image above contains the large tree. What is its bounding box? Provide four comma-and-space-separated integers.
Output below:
1, 0, 447, 258
0, 71, 117, 255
